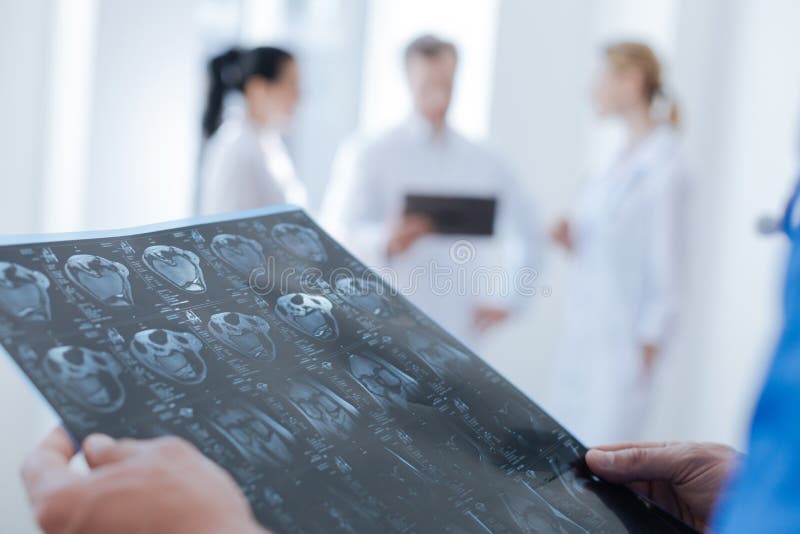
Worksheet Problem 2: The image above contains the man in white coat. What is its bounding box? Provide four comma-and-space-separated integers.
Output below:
321, 35, 541, 344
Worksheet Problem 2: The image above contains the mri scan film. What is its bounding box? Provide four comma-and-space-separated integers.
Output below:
142, 245, 206, 293
210, 233, 267, 276
0, 261, 51, 322
0, 207, 698, 533
208, 312, 276, 361
275, 293, 339, 341
44, 345, 125, 413
334, 276, 394, 318
271, 223, 327, 262
65, 254, 134, 308
129, 328, 207, 385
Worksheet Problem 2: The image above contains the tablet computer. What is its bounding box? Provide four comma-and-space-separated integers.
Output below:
0, 207, 696, 533
404, 194, 497, 236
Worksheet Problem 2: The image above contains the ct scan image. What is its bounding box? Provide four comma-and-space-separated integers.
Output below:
64, 254, 134, 308
207, 311, 276, 361
142, 244, 207, 293
0, 207, 698, 533
0, 261, 52, 323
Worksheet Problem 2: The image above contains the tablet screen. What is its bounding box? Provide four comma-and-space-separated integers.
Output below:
405, 194, 497, 236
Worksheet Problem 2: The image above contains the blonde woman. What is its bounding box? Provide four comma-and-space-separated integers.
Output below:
549, 42, 688, 445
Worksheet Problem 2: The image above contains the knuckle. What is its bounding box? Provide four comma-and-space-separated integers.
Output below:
628, 447, 649, 466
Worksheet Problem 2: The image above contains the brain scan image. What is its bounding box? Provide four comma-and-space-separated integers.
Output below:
210, 233, 266, 276
64, 254, 134, 308
0, 261, 51, 322
142, 245, 206, 293
347, 352, 422, 410
270, 223, 327, 263
482, 397, 559, 455
43, 345, 125, 413
333, 277, 393, 318
275, 293, 338, 341
285, 380, 357, 441
129, 328, 207, 385
436, 428, 494, 479
546, 456, 596, 514
305, 484, 383, 534
500, 480, 589, 534
207, 312, 276, 361
208, 402, 295, 468
405, 332, 471, 378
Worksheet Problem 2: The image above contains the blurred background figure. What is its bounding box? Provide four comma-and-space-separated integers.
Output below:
548, 41, 688, 445
321, 34, 542, 344
199, 46, 307, 215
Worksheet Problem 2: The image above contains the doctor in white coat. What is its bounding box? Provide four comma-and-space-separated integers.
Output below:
321, 35, 541, 344
199, 47, 307, 215
548, 42, 688, 445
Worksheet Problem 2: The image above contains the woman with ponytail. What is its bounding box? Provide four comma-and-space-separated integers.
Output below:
548, 42, 689, 445
199, 46, 307, 215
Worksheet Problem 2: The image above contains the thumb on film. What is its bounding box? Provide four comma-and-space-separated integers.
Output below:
83, 434, 142, 468
585, 442, 678, 484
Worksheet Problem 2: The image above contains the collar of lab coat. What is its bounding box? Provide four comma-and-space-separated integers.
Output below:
622, 124, 677, 172
404, 112, 454, 146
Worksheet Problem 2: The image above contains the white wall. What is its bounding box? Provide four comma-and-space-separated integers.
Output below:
479, 0, 594, 401
83, 0, 204, 231
0, 3, 58, 532
0, 0, 49, 234
681, 0, 800, 444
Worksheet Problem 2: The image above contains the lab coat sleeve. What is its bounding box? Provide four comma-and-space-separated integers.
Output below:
635, 162, 688, 347
201, 140, 277, 215
495, 164, 544, 310
320, 140, 390, 267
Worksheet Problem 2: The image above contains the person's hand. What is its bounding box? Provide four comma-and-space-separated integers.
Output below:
550, 218, 574, 252
586, 441, 738, 531
387, 214, 434, 258
471, 306, 511, 333
22, 427, 268, 534
642, 343, 658, 374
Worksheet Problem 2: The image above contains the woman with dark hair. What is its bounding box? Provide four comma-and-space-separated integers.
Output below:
199, 46, 306, 215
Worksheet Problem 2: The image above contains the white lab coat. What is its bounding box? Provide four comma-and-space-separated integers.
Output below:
321, 115, 542, 344
547, 125, 688, 445
200, 118, 307, 215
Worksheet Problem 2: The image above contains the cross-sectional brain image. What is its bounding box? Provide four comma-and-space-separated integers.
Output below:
43, 345, 125, 413
129, 328, 207, 385
0, 261, 51, 323
405, 331, 472, 378
333, 276, 393, 318
142, 245, 206, 293
309, 484, 384, 534
207, 311, 276, 361
271, 223, 327, 263
347, 351, 422, 410
210, 233, 267, 276
284, 379, 358, 441
64, 254, 134, 308
207, 401, 295, 468
499, 480, 590, 534
275, 293, 338, 341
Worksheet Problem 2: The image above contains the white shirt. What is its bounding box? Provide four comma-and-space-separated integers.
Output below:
200, 118, 307, 215
321, 115, 542, 342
